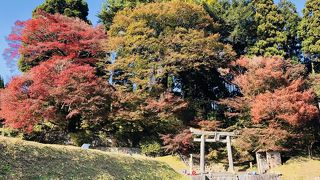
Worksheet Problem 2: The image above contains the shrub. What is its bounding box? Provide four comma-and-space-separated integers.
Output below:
140, 140, 162, 157
69, 131, 93, 147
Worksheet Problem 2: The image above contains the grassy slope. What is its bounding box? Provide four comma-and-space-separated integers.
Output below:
269, 157, 320, 180
0, 137, 183, 180
155, 156, 188, 172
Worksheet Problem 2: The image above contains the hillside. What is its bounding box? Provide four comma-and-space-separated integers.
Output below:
269, 157, 320, 180
0, 136, 183, 180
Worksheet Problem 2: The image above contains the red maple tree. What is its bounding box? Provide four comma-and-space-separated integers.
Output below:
222, 56, 319, 152
0, 59, 114, 133
0, 12, 111, 133
251, 79, 318, 126
4, 12, 106, 71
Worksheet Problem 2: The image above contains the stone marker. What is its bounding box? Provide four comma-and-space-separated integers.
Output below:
81, 144, 90, 149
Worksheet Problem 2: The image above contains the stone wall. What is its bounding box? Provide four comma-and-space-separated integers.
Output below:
95, 147, 141, 155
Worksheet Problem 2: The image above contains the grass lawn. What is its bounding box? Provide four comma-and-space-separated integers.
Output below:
155, 155, 190, 179
269, 157, 320, 180
0, 136, 184, 180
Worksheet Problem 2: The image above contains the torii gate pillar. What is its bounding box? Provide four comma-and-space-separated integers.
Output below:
200, 134, 205, 174
226, 135, 234, 172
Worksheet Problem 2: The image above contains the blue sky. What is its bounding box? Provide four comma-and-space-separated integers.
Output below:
0, 0, 307, 84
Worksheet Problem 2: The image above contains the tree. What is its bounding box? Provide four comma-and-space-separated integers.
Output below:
0, 59, 114, 133
0, 76, 4, 89
1, 12, 112, 145
98, 0, 156, 30
249, 0, 287, 57
204, 0, 256, 56
161, 129, 194, 155
106, 1, 235, 120
251, 79, 318, 126
278, 0, 301, 60
107, 91, 189, 146
4, 12, 105, 72
221, 56, 319, 153
33, 0, 89, 23
298, 0, 320, 73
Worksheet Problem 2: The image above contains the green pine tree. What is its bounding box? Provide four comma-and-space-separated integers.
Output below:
278, 0, 301, 61
204, 0, 256, 56
298, 0, 320, 73
249, 0, 287, 57
0, 76, 4, 89
33, 0, 89, 23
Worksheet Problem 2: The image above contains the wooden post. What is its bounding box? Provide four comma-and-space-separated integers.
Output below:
226, 135, 234, 172
312, 61, 315, 75
189, 154, 193, 175
200, 134, 205, 174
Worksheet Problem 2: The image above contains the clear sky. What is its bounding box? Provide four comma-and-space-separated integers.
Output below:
0, 0, 307, 84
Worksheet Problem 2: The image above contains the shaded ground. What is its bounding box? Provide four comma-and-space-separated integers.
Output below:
0, 136, 182, 180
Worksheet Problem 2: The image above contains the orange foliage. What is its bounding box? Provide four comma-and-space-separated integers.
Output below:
234, 56, 305, 96
223, 56, 319, 151
251, 79, 318, 126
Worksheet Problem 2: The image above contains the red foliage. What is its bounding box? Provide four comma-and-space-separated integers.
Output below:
161, 129, 193, 155
4, 12, 105, 70
0, 76, 41, 132
0, 60, 113, 132
222, 56, 319, 151
0, 12, 111, 133
224, 56, 318, 126
234, 56, 305, 96
251, 79, 318, 126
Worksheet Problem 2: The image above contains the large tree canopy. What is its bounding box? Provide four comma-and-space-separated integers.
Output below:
298, 0, 320, 75
221, 56, 318, 152
0, 60, 114, 133
4, 12, 105, 72
106, 1, 235, 119
1, 13, 111, 136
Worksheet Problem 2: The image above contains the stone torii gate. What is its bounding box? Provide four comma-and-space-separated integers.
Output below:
190, 128, 236, 174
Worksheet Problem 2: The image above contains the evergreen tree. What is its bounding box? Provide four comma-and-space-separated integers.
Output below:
278, 0, 301, 60
204, 0, 256, 56
249, 0, 287, 57
33, 0, 89, 23
0, 76, 4, 89
298, 0, 320, 73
